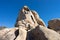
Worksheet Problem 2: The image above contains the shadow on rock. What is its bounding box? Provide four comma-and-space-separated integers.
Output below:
14, 29, 19, 40
26, 26, 48, 40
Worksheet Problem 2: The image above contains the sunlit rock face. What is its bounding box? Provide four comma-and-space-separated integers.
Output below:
0, 6, 60, 40
0, 28, 19, 40
48, 19, 60, 34
15, 6, 46, 31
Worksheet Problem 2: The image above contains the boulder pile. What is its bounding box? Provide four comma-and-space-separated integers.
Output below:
0, 6, 60, 40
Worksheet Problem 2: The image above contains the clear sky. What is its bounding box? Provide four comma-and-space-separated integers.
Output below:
0, 0, 60, 28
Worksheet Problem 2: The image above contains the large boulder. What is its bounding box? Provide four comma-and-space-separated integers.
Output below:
0, 28, 19, 40
48, 19, 60, 34
27, 25, 60, 40
15, 6, 46, 31
0, 28, 11, 40
0, 27, 28, 40
0, 6, 60, 40
0, 25, 60, 40
15, 26, 27, 40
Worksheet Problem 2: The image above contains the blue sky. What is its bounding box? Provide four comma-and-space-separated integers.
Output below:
0, 0, 60, 28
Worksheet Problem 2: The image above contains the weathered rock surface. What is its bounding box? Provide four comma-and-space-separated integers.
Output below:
0, 28, 10, 40
0, 28, 19, 40
27, 25, 60, 40
31, 10, 46, 27
0, 6, 60, 40
15, 26, 27, 40
48, 19, 60, 34
15, 6, 46, 30
0, 26, 60, 40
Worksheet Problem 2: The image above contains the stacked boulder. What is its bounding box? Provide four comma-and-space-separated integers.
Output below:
0, 6, 60, 40
48, 19, 60, 34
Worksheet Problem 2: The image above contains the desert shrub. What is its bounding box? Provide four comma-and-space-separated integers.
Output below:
0, 26, 6, 30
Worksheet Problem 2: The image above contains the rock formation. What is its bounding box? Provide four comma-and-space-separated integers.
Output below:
0, 6, 60, 40
15, 6, 46, 31
27, 25, 60, 40
0, 28, 18, 40
48, 19, 60, 34
31, 10, 46, 27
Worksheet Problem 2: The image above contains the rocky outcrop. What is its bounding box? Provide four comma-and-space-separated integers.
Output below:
15, 26, 27, 40
27, 25, 60, 40
0, 25, 60, 40
48, 19, 60, 34
31, 10, 46, 27
15, 6, 46, 30
0, 6, 60, 40
0, 28, 18, 40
